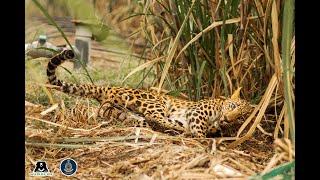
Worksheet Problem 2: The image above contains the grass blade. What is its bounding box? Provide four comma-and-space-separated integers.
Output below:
271, 0, 281, 79
122, 56, 165, 83
281, 0, 295, 145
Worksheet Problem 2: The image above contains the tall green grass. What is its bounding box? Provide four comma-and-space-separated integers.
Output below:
123, 0, 295, 145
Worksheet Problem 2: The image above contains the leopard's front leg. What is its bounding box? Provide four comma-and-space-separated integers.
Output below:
186, 107, 208, 138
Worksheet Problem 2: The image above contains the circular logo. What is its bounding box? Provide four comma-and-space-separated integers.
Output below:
60, 158, 77, 176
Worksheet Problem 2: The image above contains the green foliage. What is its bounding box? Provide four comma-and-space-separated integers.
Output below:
129, 0, 294, 102
124, 0, 295, 144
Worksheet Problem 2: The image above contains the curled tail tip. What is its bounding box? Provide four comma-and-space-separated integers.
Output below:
61, 49, 75, 60
47, 49, 75, 86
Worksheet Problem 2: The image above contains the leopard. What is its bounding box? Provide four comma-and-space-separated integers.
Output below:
46, 50, 252, 138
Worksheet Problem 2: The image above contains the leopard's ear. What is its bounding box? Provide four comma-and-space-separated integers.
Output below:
231, 87, 242, 100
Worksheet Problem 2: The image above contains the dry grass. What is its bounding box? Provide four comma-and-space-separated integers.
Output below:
25, 100, 292, 179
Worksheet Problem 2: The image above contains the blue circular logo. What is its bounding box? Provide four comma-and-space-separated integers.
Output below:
60, 158, 77, 176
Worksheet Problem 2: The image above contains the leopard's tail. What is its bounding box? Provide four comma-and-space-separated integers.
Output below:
47, 50, 106, 100
47, 50, 75, 87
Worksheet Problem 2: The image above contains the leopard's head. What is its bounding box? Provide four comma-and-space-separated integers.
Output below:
220, 87, 252, 124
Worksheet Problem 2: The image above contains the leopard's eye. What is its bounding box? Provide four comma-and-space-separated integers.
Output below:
229, 103, 237, 109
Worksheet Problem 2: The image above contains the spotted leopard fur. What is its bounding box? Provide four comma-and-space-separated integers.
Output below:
47, 50, 252, 138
